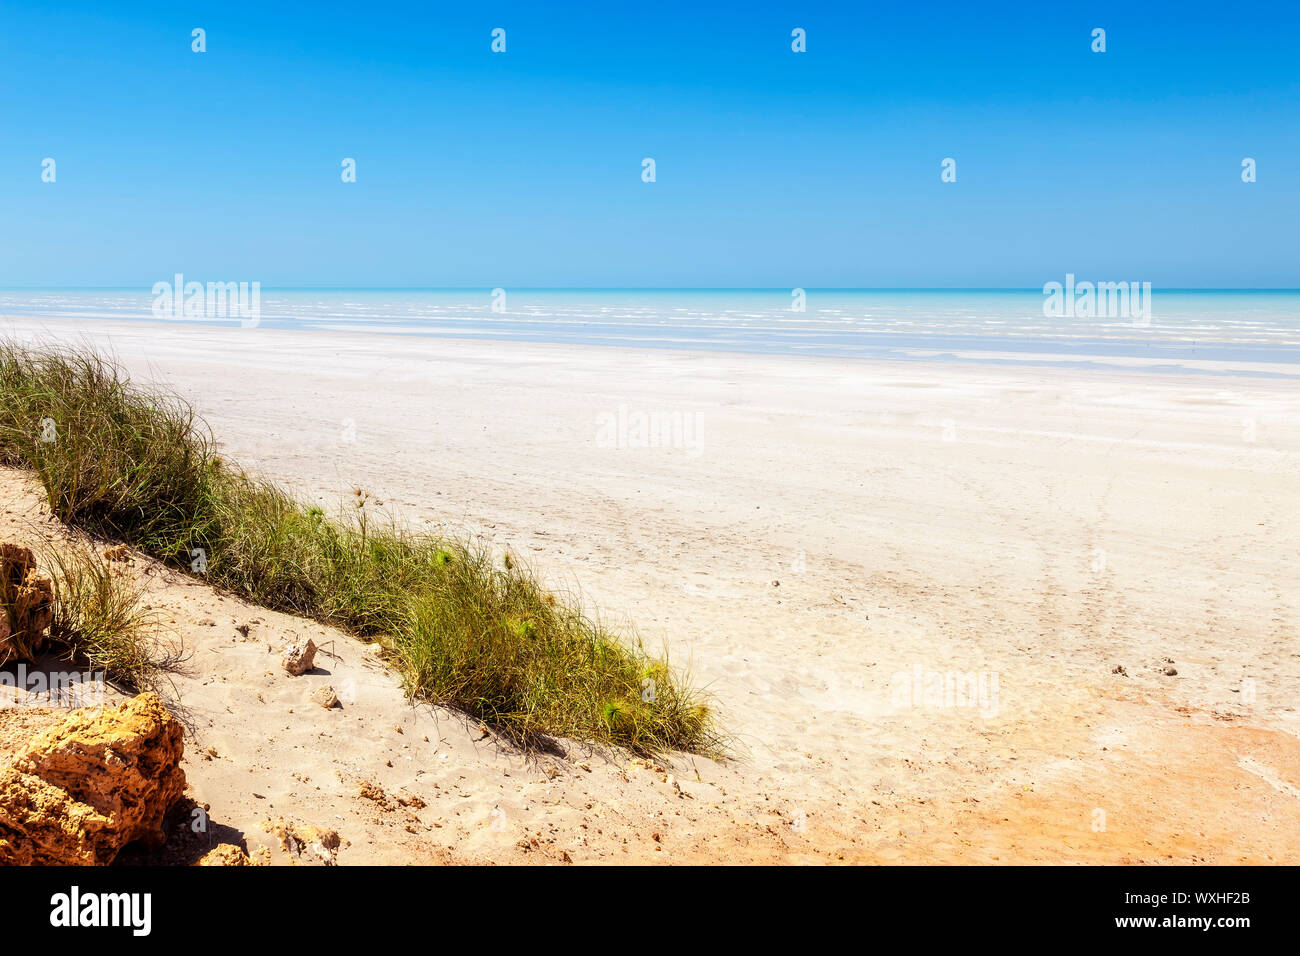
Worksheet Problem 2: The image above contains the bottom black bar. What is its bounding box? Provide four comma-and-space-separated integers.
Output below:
1, 864, 1282, 943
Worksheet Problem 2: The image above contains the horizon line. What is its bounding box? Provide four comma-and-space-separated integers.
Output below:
3, 286, 1300, 294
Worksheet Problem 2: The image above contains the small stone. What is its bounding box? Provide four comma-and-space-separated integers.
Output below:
311, 685, 339, 709
1163, 666, 1178, 676
282, 639, 318, 676
197, 844, 252, 866
262, 818, 340, 866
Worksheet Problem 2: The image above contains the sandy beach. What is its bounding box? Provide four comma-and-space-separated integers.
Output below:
3, 314, 1299, 864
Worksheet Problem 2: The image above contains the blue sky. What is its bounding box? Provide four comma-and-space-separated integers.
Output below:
1, 1, 1297, 288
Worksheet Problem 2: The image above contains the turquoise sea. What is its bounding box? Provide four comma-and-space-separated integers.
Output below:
2, 289, 1297, 377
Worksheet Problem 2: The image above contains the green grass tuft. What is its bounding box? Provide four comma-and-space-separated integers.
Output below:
38, 538, 185, 695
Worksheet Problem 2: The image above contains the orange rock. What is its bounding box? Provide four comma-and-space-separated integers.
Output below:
197, 843, 252, 866
0, 543, 54, 665
0, 693, 186, 864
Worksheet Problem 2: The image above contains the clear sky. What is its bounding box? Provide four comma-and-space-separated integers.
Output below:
1, 1, 1297, 288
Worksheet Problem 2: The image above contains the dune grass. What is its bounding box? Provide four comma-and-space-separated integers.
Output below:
39, 538, 185, 696
0, 340, 719, 753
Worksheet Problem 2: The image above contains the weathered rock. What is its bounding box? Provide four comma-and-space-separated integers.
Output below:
197, 843, 252, 866
0, 543, 54, 666
0, 692, 186, 865
263, 817, 341, 865
282, 638, 317, 675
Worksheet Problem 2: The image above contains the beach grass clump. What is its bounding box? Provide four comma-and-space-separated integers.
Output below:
0, 344, 219, 557
39, 538, 183, 695
0, 340, 720, 754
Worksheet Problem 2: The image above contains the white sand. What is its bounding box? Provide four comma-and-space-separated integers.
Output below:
3, 315, 1298, 863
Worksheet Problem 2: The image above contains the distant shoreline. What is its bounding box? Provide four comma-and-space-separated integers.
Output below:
2, 288, 1297, 377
